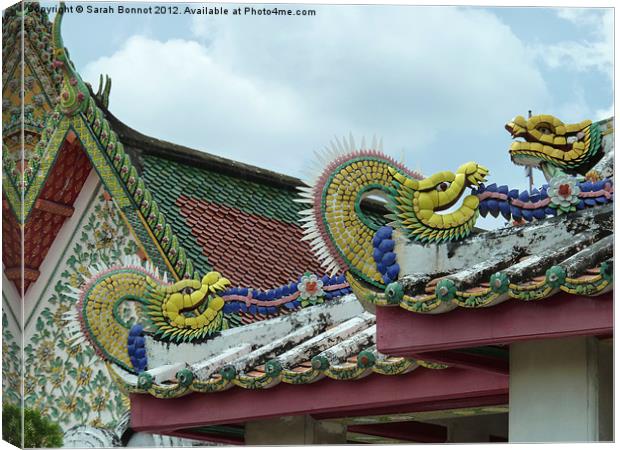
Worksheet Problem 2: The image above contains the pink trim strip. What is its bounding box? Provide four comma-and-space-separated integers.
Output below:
511, 198, 551, 209
221, 282, 351, 307
477, 192, 508, 201
325, 282, 350, 290
581, 188, 613, 199
222, 292, 300, 307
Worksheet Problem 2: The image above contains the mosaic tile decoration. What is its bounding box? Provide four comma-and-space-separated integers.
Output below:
23, 190, 139, 431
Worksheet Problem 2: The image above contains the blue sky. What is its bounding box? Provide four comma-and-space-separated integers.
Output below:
42, 1, 613, 228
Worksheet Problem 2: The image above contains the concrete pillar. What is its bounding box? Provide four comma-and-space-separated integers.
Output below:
444, 414, 507, 443
597, 338, 613, 441
509, 336, 612, 442
245, 415, 347, 445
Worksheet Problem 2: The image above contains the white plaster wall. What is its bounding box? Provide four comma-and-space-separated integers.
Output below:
2, 283, 23, 405
2, 271, 22, 320
21, 174, 141, 433
3, 264, 24, 405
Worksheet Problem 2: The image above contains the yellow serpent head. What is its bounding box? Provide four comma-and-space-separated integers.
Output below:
506, 114, 602, 178
389, 161, 488, 242
147, 271, 231, 341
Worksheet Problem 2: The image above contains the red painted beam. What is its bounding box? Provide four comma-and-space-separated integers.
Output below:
34, 198, 74, 217
130, 368, 508, 433
349, 421, 447, 443
377, 292, 612, 355
313, 393, 508, 421
4, 267, 40, 282
412, 351, 509, 376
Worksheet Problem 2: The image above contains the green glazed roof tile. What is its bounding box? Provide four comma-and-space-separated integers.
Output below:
141, 155, 311, 276
139, 154, 388, 283
142, 155, 304, 225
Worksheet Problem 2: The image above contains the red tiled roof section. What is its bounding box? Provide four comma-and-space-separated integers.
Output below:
39, 138, 92, 204
177, 195, 325, 289
2, 197, 23, 289
2, 138, 92, 293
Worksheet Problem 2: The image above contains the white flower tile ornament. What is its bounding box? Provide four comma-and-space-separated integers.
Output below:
547, 175, 581, 214
297, 273, 325, 307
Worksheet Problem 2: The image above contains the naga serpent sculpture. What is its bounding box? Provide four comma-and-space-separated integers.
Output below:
476, 114, 613, 221
67, 115, 612, 376
297, 116, 612, 304
506, 114, 606, 179
296, 136, 488, 291
66, 258, 353, 374
67, 263, 230, 373
65, 137, 489, 375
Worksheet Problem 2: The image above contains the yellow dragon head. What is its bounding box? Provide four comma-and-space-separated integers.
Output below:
505, 114, 603, 179
146, 272, 230, 341
388, 161, 489, 242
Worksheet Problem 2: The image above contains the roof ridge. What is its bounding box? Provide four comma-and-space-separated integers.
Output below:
98, 101, 393, 218
12, 4, 391, 285
80, 95, 204, 280
100, 104, 305, 191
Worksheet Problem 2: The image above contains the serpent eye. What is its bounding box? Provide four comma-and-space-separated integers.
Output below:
436, 182, 450, 192
535, 124, 553, 135
181, 287, 193, 295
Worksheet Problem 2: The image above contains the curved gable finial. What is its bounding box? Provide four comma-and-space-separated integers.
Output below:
52, 2, 90, 116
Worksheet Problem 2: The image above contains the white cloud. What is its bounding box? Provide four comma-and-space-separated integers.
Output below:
551, 85, 591, 123
532, 8, 613, 79
189, 15, 210, 40
189, 15, 219, 44
82, 7, 550, 177
556, 8, 609, 28
83, 36, 307, 163
594, 104, 614, 121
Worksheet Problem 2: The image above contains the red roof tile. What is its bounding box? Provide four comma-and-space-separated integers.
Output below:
3, 139, 92, 293
177, 196, 325, 289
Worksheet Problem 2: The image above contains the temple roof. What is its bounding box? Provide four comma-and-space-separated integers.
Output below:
293, 116, 613, 318
106, 295, 442, 398
3, 0, 366, 293
7, 3, 612, 420
104, 109, 326, 289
